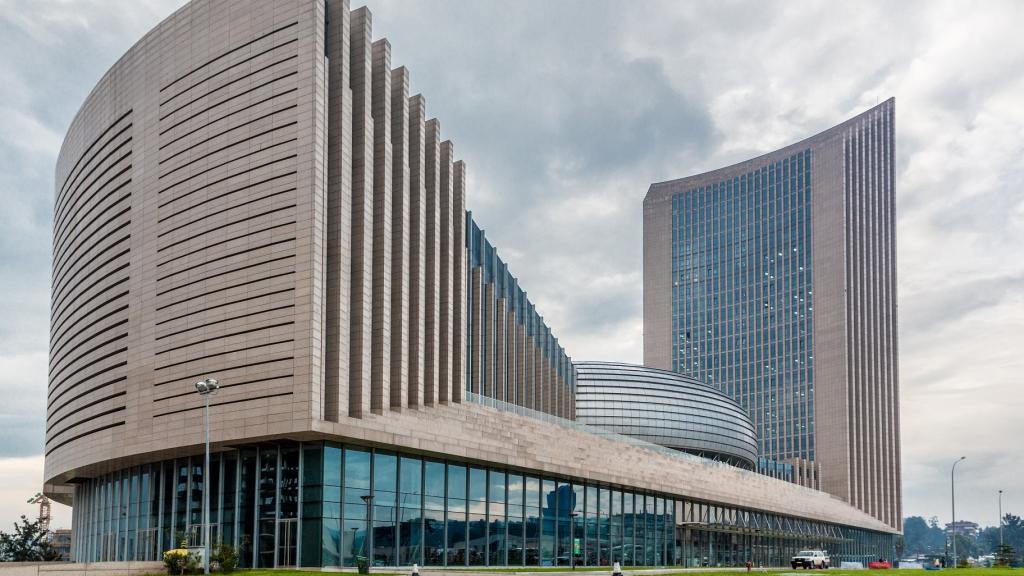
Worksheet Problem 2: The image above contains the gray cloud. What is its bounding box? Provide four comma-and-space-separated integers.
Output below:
0, 0, 1022, 528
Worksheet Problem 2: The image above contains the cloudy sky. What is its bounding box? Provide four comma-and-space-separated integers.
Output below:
1, 0, 1021, 531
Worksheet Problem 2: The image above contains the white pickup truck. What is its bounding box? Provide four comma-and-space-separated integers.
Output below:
791, 550, 830, 569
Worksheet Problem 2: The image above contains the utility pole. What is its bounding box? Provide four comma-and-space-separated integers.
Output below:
999, 490, 1004, 547
951, 456, 966, 568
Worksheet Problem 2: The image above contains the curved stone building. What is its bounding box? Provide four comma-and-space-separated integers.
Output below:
643, 100, 901, 529
575, 362, 757, 469
48, 0, 897, 568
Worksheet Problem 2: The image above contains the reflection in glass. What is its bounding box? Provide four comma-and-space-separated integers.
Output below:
446, 464, 467, 565
423, 461, 445, 566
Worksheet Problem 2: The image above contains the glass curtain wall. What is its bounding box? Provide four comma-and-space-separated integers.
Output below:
69, 441, 894, 567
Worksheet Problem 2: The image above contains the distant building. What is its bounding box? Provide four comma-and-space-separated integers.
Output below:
51, 529, 72, 561
945, 521, 979, 538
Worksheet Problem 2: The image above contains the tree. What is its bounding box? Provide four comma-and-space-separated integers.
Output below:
951, 533, 980, 561
0, 515, 62, 562
903, 516, 947, 556
994, 543, 1016, 567
904, 516, 930, 556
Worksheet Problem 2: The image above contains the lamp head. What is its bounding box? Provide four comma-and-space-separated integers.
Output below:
195, 378, 220, 394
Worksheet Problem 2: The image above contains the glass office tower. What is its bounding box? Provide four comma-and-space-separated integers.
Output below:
644, 101, 901, 529
667, 152, 813, 469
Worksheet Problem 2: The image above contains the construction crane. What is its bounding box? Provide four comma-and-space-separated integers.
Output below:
27, 492, 51, 536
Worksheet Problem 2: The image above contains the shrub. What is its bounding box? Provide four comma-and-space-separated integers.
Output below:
211, 544, 239, 573
163, 548, 199, 575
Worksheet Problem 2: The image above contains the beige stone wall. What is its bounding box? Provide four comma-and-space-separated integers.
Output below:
48, 0, 327, 486
46, 0, 472, 485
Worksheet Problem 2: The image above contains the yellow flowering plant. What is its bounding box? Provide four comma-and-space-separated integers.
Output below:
162, 548, 199, 575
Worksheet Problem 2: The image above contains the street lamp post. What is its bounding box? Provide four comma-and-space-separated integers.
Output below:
195, 378, 220, 575
569, 512, 578, 570
999, 490, 1004, 547
361, 494, 375, 567
951, 456, 965, 568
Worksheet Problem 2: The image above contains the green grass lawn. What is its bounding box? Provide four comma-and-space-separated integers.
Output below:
144, 569, 1022, 576
409, 565, 1024, 569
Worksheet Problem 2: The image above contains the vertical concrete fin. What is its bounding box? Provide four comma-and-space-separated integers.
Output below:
527, 335, 537, 411
348, 6, 373, 418
470, 266, 483, 395
494, 299, 507, 401
423, 118, 441, 406
516, 322, 526, 407
483, 283, 495, 398
451, 160, 467, 403
438, 141, 455, 402
369, 38, 393, 414
505, 309, 516, 406
389, 67, 411, 411
324, 0, 352, 422
308, 0, 329, 422
406, 95, 427, 409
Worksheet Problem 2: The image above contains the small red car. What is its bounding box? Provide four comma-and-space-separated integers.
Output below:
868, 560, 893, 569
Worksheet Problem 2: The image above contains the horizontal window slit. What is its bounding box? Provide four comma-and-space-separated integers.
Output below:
50, 294, 129, 352
158, 71, 298, 136
156, 304, 293, 340
156, 287, 294, 325
50, 276, 128, 335
153, 356, 293, 387
50, 312, 130, 368
57, 125, 132, 217
48, 374, 127, 412
51, 246, 130, 311
156, 264, 293, 303
157, 219, 296, 265
158, 172, 295, 225
52, 220, 131, 290
52, 199, 131, 277
47, 390, 126, 432
48, 360, 127, 405
45, 421, 125, 455
55, 140, 132, 229
158, 54, 299, 122
50, 329, 129, 383
47, 405, 126, 444
159, 88, 298, 151
156, 154, 297, 208
155, 320, 294, 355
153, 339, 293, 371
152, 391, 291, 418
159, 104, 298, 164
155, 238, 294, 282
159, 22, 297, 93
158, 192, 296, 242
157, 139, 296, 195
159, 38, 299, 107
158, 121, 297, 179
57, 110, 132, 198
52, 169, 132, 252
153, 375, 291, 402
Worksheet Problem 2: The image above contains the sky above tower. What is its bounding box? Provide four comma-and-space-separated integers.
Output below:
0, 0, 1021, 530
